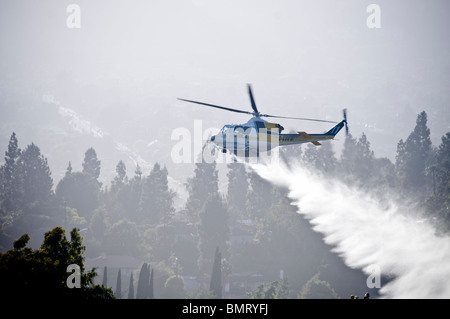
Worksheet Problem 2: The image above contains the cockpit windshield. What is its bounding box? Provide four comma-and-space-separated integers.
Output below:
220, 125, 234, 134
220, 125, 255, 135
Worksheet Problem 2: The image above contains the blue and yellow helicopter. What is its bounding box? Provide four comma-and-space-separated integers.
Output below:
178, 84, 348, 157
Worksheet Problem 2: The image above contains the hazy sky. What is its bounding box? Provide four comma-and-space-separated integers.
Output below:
1, 0, 449, 184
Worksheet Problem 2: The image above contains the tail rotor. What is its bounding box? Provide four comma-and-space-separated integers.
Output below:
343, 108, 349, 136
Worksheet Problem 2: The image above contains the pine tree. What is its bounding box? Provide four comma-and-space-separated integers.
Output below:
185, 161, 219, 224
338, 133, 375, 186
65, 161, 72, 176
115, 269, 122, 299
135, 163, 142, 179
125, 165, 144, 223
339, 133, 357, 182
354, 133, 375, 181
113, 160, 127, 187
395, 111, 432, 195
210, 247, 222, 299
139, 163, 175, 225
426, 132, 450, 230
0, 132, 22, 215
82, 147, 101, 186
19, 143, 53, 212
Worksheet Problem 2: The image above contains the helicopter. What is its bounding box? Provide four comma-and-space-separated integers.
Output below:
177, 84, 348, 157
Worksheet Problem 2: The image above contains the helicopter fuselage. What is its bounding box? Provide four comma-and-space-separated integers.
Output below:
210, 117, 345, 157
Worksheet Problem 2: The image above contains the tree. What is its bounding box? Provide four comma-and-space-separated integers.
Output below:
0, 226, 114, 299
0, 140, 56, 248
197, 194, 229, 275
90, 206, 108, 243
65, 161, 72, 176
149, 267, 154, 299
354, 133, 375, 181
18, 143, 54, 213
136, 263, 149, 299
55, 171, 100, 221
103, 219, 142, 257
247, 278, 290, 299
395, 111, 432, 195
107, 160, 130, 224
128, 272, 135, 299
185, 161, 219, 224
0, 132, 22, 215
113, 160, 127, 186
123, 164, 144, 223
115, 269, 122, 298
210, 247, 222, 299
135, 262, 154, 299
102, 266, 108, 287
226, 163, 248, 220
139, 163, 175, 225
426, 132, 450, 231
161, 275, 186, 298
82, 147, 101, 185
298, 273, 339, 299
339, 133, 375, 185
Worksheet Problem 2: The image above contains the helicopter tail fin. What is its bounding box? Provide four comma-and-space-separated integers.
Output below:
325, 121, 345, 136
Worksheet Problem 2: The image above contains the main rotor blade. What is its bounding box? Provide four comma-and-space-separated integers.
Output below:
177, 98, 253, 115
247, 84, 259, 115
260, 113, 338, 124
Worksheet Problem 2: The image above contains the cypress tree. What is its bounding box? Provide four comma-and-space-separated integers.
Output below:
149, 267, 154, 299
128, 273, 134, 299
136, 263, 149, 299
102, 266, 108, 287
115, 269, 122, 299
210, 247, 222, 299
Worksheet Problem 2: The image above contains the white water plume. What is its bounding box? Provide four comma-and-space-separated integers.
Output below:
251, 160, 450, 299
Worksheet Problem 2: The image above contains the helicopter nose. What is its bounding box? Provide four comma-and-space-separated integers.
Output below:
211, 135, 215, 142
